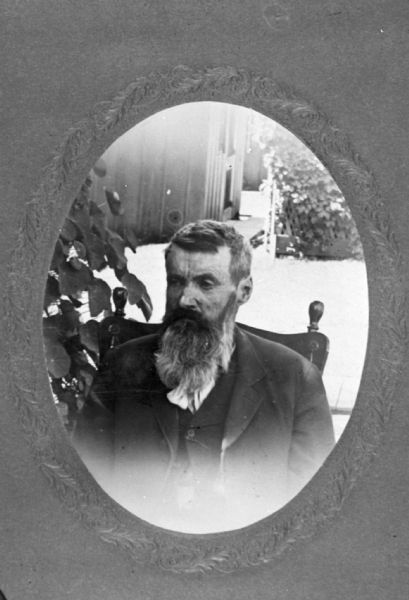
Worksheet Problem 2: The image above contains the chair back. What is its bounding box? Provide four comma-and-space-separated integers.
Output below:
98, 289, 329, 373
237, 300, 329, 373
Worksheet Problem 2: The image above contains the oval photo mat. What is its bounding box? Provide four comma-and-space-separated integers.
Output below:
4, 66, 405, 574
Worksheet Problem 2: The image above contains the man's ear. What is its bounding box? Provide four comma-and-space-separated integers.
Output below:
237, 275, 253, 306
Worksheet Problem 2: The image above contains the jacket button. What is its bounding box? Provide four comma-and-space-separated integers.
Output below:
185, 428, 195, 440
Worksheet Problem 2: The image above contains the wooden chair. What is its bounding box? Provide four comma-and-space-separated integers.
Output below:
98, 288, 159, 360
238, 301, 329, 373
98, 288, 329, 373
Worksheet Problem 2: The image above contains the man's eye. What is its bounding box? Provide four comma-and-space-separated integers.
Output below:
199, 279, 215, 290
167, 277, 183, 286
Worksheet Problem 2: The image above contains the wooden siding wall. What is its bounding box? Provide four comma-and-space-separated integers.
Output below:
89, 103, 249, 242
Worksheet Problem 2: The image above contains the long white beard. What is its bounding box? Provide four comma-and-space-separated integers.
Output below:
154, 313, 235, 399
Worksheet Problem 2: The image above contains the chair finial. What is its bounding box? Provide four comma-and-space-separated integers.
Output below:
308, 300, 324, 332
113, 287, 128, 317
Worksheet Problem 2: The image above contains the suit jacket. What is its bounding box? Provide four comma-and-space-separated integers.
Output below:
74, 326, 335, 532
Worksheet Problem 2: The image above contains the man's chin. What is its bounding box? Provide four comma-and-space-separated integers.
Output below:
155, 321, 222, 392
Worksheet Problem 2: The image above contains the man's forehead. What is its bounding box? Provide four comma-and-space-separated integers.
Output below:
166, 244, 232, 273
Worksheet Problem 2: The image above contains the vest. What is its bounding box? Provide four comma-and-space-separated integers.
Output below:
164, 361, 237, 512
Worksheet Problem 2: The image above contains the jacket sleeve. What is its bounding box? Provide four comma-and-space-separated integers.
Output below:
71, 351, 117, 476
71, 338, 155, 468
287, 358, 335, 496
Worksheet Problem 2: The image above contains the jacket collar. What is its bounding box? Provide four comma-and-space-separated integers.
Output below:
141, 335, 180, 460
221, 326, 268, 452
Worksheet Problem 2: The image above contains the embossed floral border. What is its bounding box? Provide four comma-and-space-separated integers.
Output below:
4, 66, 406, 574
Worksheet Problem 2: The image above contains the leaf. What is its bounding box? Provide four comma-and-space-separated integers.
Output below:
106, 234, 127, 270
79, 363, 97, 396
106, 228, 125, 241
69, 189, 91, 233
68, 256, 83, 271
63, 334, 83, 355
114, 266, 127, 281
58, 261, 93, 296
73, 240, 87, 259
79, 320, 100, 356
137, 295, 153, 322
50, 238, 66, 270
120, 272, 153, 321
44, 275, 60, 309
61, 241, 71, 256
43, 314, 64, 340
123, 224, 139, 252
70, 349, 93, 371
43, 330, 71, 379
68, 295, 83, 309
59, 299, 80, 333
89, 201, 107, 240
120, 272, 145, 304
88, 278, 112, 317
84, 233, 107, 271
59, 219, 79, 243
105, 189, 124, 216
76, 176, 92, 208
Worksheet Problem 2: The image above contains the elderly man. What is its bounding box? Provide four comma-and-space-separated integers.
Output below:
75, 220, 334, 532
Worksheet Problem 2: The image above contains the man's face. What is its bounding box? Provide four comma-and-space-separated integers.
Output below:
165, 245, 239, 325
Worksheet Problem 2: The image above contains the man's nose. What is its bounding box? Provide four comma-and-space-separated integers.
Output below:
179, 283, 199, 309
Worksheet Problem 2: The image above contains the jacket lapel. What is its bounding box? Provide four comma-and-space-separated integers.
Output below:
222, 327, 268, 452
148, 327, 270, 458
149, 386, 179, 460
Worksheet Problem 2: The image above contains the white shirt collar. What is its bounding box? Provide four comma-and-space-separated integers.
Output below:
167, 378, 215, 413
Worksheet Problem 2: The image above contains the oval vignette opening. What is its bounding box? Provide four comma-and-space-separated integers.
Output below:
42, 102, 368, 533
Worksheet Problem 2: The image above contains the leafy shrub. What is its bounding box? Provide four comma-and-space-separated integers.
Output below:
43, 175, 152, 429
269, 152, 364, 259
250, 114, 363, 259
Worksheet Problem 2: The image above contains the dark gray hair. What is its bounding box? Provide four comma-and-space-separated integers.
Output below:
165, 220, 252, 284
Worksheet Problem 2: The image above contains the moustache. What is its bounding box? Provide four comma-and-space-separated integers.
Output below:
162, 307, 211, 330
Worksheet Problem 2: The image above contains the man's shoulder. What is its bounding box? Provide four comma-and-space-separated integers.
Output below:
237, 326, 314, 375
115, 332, 160, 353
102, 333, 160, 374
